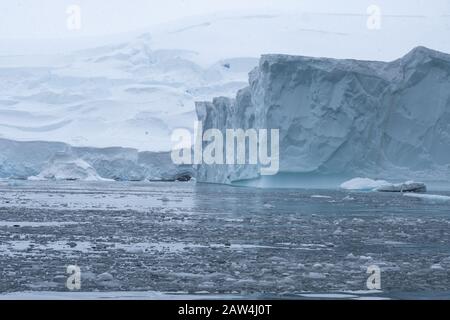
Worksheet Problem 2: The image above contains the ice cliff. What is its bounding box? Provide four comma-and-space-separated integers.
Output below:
0, 139, 194, 181
29, 153, 109, 181
196, 47, 450, 186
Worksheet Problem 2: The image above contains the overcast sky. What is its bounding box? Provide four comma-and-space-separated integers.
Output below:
1, 0, 449, 38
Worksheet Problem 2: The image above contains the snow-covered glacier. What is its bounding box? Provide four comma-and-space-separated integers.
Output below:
196, 47, 450, 187
0, 33, 257, 152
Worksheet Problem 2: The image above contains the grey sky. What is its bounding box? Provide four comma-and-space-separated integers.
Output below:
1, 0, 449, 39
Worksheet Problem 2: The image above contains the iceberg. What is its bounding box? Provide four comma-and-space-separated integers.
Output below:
340, 178, 426, 193
196, 47, 450, 186
340, 178, 427, 193
340, 178, 390, 191
376, 181, 427, 193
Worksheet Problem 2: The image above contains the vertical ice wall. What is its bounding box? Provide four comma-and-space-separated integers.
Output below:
196, 47, 450, 185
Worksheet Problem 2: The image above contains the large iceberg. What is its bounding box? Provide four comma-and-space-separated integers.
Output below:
196, 47, 450, 187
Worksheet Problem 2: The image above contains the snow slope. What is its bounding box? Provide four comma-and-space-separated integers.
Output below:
2, 9, 449, 152
0, 33, 256, 151
196, 47, 450, 186
0, 25, 260, 152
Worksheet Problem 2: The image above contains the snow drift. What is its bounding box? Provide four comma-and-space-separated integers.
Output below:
196, 47, 450, 186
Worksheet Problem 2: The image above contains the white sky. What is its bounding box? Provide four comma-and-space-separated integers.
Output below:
0, 0, 449, 39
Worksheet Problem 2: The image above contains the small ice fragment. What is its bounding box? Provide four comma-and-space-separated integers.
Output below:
311, 195, 332, 199
306, 272, 326, 279
346, 253, 357, 260
96, 272, 114, 282
359, 255, 372, 261
431, 264, 444, 270
403, 193, 450, 203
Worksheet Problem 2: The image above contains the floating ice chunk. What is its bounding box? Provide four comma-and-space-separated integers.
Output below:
441, 257, 450, 265
96, 273, 114, 282
299, 293, 359, 299
340, 178, 389, 191
0, 291, 245, 300
311, 195, 332, 199
376, 181, 426, 193
341, 178, 427, 193
297, 263, 306, 270
0, 221, 78, 227
27, 176, 45, 181
359, 256, 373, 261
305, 272, 326, 279
403, 193, 450, 203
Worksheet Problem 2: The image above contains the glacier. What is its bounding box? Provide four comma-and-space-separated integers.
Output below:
29, 153, 110, 182
196, 47, 450, 187
0, 33, 257, 152
0, 138, 194, 181
3, 8, 450, 154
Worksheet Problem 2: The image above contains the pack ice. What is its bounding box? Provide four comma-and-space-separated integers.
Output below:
196, 47, 450, 186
